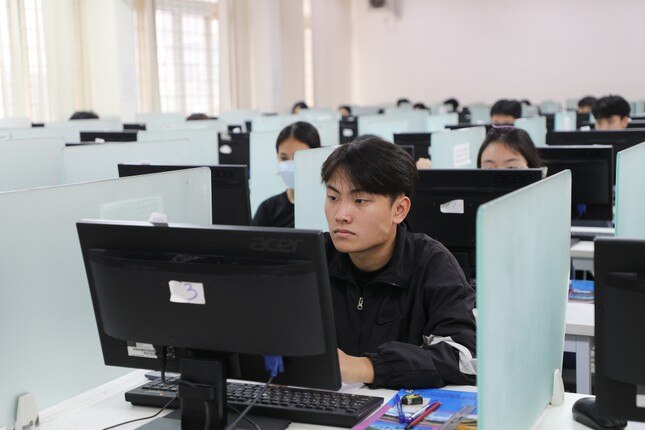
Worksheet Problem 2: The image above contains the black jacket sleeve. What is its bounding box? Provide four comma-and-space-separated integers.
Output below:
364, 245, 476, 389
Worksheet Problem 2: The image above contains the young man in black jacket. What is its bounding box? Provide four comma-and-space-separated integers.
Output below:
321, 135, 477, 389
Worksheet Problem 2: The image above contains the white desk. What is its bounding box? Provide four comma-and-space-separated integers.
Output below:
570, 240, 595, 275
565, 301, 594, 394
22, 370, 645, 430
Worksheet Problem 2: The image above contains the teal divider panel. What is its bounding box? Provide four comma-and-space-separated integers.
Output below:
431, 126, 486, 168
477, 171, 571, 429
468, 104, 490, 124
0, 168, 212, 428
427, 113, 458, 132
566, 98, 578, 110
44, 119, 123, 143
0, 117, 30, 128
351, 106, 380, 116
310, 120, 340, 147
298, 109, 341, 122
358, 115, 410, 142
138, 129, 219, 164
615, 142, 645, 238
0, 126, 81, 143
62, 140, 192, 184
252, 115, 298, 132
219, 109, 260, 131
145, 119, 227, 132
539, 101, 562, 114
522, 104, 539, 118
135, 112, 184, 122
0, 137, 65, 192
515, 116, 547, 147
554, 111, 576, 131
249, 130, 285, 215
294, 145, 339, 231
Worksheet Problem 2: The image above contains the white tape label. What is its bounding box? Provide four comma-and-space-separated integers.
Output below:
453, 142, 471, 167
440, 199, 465, 214
169, 280, 206, 305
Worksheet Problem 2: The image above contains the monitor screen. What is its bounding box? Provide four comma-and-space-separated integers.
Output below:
118, 164, 252, 226
595, 238, 645, 422
80, 131, 139, 142
406, 169, 543, 284
393, 133, 431, 161
218, 132, 250, 167
537, 146, 613, 226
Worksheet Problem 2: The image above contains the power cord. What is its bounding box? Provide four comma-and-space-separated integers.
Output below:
224, 376, 274, 430
101, 396, 176, 430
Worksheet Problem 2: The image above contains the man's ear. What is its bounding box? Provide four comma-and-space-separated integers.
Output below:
621, 116, 630, 128
393, 195, 411, 224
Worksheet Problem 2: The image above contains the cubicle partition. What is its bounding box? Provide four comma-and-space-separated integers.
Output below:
294, 146, 339, 231
44, 119, 123, 143
251, 115, 298, 132
427, 113, 458, 132
309, 120, 340, 147
554, 111, 576, 131
477, 171, 571, 428
0, 137, 65, 192
615, 142, 645, 238
467, 104, 490, 124
62, 140, 192, 184
249, 130, 285, 215
515, 116, 547, 147
431, 126, 486, 168
0, 117, 31, 128
138, 129, 220, 164
0, 126, 83, 142
0, 169, 212, 428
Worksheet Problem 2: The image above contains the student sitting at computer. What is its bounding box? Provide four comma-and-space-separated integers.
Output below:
291, 101, 309, 114
321, 136, 476, 388
592, 95, 631, 130
69, 110, 99, 120
577, 96, 597, 114
338, 105, 352, 118
477, 126, 543, 169
253, 121, 321, 228
490, 99, 522, 125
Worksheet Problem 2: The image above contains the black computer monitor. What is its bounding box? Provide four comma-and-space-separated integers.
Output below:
445, 124, 494, 133
595, 238, 645, 422
218, 132, 250, 167
124, 123, 147, 130
393, 133, 431, 161
546, 129, 645, 182
339, 117, 357, 144
406, 169, 543, 283
537, 146, 613, 226
117, 164, 252, 226
77, 220, 341, 429
80, 131, 139, 142
576, 112, 590, 129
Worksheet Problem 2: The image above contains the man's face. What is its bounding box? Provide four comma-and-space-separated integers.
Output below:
595, 115, 629, 130
324, 169, 404, 255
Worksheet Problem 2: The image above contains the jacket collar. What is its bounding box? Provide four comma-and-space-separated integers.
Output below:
327, 223, 415, 289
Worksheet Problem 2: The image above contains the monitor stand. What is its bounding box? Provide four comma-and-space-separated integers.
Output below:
138, 357, 290, 430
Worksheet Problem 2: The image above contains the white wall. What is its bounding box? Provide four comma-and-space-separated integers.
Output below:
350, 0, 645, 106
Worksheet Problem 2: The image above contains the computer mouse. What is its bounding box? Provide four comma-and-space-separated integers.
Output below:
572, 397, 627, 430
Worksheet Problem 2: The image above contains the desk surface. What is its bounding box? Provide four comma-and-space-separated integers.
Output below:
571, 240, 595, 259
28, 370, 645, 430
565, 301, 594, 337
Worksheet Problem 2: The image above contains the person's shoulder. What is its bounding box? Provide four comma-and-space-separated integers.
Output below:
259, 191, 288, 209
406, 230, 468, 282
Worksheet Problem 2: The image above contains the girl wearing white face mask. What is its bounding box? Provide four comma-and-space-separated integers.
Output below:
253, 121, 321, 227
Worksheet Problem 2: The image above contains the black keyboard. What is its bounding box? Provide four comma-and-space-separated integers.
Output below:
125, 377, 384, 428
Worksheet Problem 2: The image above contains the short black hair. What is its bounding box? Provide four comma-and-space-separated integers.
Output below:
186, 113, 209, 120
321, 135, 418, 199
338, 105, 352, 115
291, 101, 309, 114
69, 110, 99, 120
592, 95, 630, 120
577, 96, 597, 109
490, 99, 522, 120
477, 126, 543, 168
443, 98, 459, 111
413, 102, 428, 110
276, 121, 321, 152
396, 98, 411, 107
520, 99, 531, 106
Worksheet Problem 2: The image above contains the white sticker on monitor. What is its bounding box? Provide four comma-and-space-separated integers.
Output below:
126, 342, 157, 359
453, 142, 471, 167
169, 280, 206, 305
440, 199, 465, 214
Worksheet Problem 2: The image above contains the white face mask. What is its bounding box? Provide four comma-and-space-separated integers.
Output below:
278, 160, 295, 189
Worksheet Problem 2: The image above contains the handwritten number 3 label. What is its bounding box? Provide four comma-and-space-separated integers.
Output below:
169, 280, 206, 305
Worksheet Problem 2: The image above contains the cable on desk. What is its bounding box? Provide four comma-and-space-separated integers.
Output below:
224, 375, 274, 430
100, 396, 176, 430
227, 404, 262, 430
